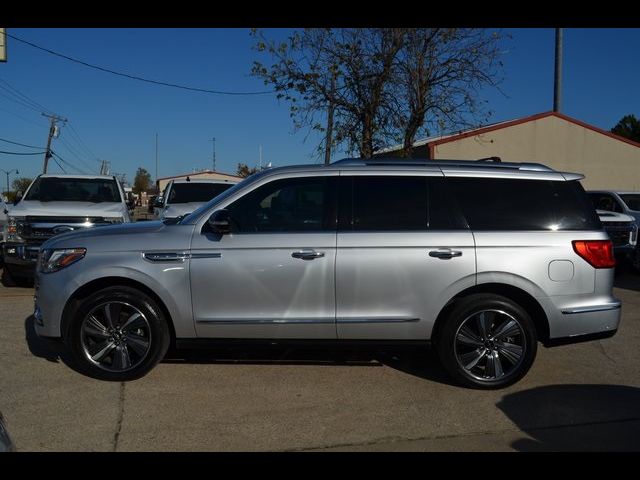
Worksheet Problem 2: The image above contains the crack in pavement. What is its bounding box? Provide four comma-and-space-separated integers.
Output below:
112, 382, 125, 452
596, 340, 617, 364
286, 416, 640, 451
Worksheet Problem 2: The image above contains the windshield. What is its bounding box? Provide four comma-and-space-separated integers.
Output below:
168, 182, 235, 204
24, 177, 122, 203
178, 171, 268, 224
619, 194, 640, 211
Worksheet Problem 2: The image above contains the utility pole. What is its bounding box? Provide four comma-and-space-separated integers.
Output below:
211, 137, 216, 172
42, 113, 67, 174
155, 133, 159, 184
324, 71, 337, 165
553, 28, 563, 112
99, 160, 111, 175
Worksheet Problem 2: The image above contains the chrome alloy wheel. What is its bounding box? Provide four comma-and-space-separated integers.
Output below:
453, 309, 526, 381
80, 301, 152, 372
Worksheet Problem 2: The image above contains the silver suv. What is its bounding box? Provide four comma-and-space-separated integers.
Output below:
33, 159, 621, 388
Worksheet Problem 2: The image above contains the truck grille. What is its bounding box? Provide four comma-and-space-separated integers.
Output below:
18, 216, 108, 241
604, 224, 635, 247
25, 216, 105, 223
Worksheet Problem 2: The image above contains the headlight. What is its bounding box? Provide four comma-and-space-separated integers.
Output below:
40, 248, 87, 273
103, 217, 124, 224
6, 216, 26, 243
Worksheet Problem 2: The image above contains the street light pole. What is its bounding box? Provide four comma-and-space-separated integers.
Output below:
1, 168, 18, 199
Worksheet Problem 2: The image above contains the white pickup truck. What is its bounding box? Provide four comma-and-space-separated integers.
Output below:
2, 174, 131, 283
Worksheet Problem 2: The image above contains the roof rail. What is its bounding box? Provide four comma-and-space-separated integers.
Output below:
332, 157, 554, 172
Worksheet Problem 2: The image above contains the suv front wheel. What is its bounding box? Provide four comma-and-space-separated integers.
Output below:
65, 286, 170, 381
436, 294, 537, 389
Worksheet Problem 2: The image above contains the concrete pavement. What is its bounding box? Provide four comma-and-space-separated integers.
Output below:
1, 272, 639, 451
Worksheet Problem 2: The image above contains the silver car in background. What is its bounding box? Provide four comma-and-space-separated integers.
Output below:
33, 159, 620, 388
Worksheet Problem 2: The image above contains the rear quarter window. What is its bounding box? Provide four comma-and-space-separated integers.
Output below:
447, 177, 601, 231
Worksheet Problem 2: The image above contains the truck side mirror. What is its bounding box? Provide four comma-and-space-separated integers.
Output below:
13, 191, 23, 205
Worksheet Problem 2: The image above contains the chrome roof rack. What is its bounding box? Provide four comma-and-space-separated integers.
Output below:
331, 157, 554, 172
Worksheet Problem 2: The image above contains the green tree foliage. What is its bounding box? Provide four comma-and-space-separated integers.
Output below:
4, 177, 33, 202
12, 177, 33, 193
236, 163, 259, 178
252, 28, 505, 159
611, 114, 640, 143
133, 167, 152, 194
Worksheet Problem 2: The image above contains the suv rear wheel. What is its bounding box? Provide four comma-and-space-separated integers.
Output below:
436, 294, 537, 389
65, 286, 170, 381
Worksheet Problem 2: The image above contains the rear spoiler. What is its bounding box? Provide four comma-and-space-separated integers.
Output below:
561, 172, 585, 181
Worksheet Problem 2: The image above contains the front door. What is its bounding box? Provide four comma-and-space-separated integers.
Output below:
190, 175, 338, 339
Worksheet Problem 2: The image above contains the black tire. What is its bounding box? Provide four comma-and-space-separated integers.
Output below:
1, 266, 17, 287
436, 294, 537, 389
64, 286, 170, 381
631, 246, 640, 274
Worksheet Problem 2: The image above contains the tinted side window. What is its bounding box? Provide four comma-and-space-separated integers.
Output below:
448, 178, 601, 231
227, 177, 335, 233
338, 176, 466, 231
428, 177, 468, 230
352, 176, 428, 230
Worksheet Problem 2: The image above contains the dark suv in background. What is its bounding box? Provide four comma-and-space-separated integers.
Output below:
588, 191, 640, 270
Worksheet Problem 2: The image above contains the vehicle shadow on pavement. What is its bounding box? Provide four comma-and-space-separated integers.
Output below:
614, 271, 640, 292
163, 346, 457, 386
497, 384, 640, 451
24, 315, 84, 374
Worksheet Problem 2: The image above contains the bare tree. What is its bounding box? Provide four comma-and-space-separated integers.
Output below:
391, 29, 504, 157
252, 28, 505, 159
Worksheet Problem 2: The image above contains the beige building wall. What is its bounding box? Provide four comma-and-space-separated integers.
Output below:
431, 115, 640, 190
157, 171, 242, 193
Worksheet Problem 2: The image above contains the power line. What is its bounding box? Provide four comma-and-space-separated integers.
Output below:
51, 151, 88, 175
57, 137, 98, 173
0, 136, 45, 149
0, 87, 44, 114
4, 30, 274, 96
0, 77, 54, 115
66, 122, 99, 161
52, 156, 67, 173
0, 149, 47, 155
0, 104, 49, 128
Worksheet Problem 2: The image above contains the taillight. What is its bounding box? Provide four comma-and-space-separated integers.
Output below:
572, 240, 616, 268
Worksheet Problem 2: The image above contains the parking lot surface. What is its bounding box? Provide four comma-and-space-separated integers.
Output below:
1, 270, 639, 451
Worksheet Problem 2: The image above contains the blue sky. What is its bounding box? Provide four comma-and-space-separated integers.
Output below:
0, 28, 638, 186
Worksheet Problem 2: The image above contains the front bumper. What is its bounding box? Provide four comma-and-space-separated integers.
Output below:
33, 264, 82, 339
2, 242, 41, 277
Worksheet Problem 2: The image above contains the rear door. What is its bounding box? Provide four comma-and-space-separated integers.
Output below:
335, 172, 476, 340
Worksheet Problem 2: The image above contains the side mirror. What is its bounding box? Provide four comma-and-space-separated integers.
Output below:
207, 209, 231, 235
153, 197, 164, 208
13, 191, 23, 205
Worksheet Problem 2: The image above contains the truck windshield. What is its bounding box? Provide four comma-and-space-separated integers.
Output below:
619, 194, 640, 212
168, 183, 234, 204
24, 177, 122, 203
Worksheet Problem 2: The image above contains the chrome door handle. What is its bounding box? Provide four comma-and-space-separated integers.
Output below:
429, 249, 463, 259
292, 249, 325, 260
